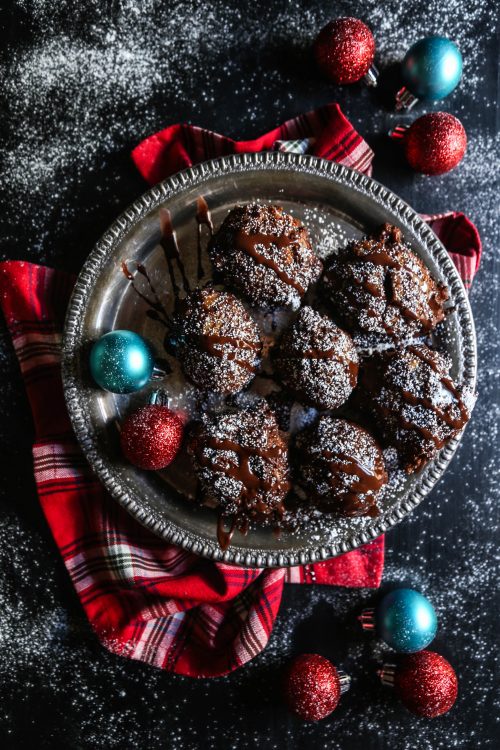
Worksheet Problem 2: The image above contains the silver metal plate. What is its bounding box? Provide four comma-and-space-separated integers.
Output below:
61, 152, 477, 568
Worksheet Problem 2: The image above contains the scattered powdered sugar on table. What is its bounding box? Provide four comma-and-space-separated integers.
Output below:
2, 508, 497, 749
1, 0, 498, 747
1, 0, 494, 228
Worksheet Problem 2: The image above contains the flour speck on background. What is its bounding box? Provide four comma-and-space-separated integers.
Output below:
0, 0, 498, 748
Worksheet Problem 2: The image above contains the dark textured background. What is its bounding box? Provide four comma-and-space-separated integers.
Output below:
0, 1, 498, 748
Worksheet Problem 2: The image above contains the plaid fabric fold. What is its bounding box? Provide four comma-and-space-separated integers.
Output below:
0, 105, 481, 677
131, 103, 374, 184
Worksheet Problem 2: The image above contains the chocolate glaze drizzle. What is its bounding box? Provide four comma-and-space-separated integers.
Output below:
295, 417, 387, 518
196, 333, 261, 373
122, 198, 214, 340
159, 207, 190, 300
195, 197, 213, 280
324, 223, 449, 340
405, 345, 470, 437
194, 436, 290, 507
234, 230, 306, 295
118, 208, 466, 542
320, 449, 386, 516
121, 260, 171, 327
360, 346, 470, 469
191, 413, 290, 551
217, 514, 238, 550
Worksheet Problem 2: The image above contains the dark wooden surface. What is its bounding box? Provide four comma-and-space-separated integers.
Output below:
1, 1, 498, 748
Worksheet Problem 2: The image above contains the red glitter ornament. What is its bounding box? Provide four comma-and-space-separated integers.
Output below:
120, 403, 183, 470
380, 650, 458, 718
284, 654, 350, 721
314, 17, 376, 85
393, 112, 467, 175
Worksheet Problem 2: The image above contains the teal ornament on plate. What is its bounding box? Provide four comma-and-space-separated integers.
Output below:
90, 330, 154, 393
360, 588, 437, 653
396, 36, 462, 110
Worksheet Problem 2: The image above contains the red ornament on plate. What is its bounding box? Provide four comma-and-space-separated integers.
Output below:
379, 650, 458, 718
284, 654, 350, 721
314, 17, 376, 85
120, 400, 183, 470
392, 112, 467, 175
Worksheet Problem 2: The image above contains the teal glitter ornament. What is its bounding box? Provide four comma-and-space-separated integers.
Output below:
396, 36, 462, 111
360, 588, 437, 653
90, 330, 155, 393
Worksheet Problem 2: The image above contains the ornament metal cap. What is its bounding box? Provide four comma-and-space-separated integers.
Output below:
389, 124, 410, 140
378, 663, 397, 687
363, 63, 379, 87
148, 389, 169, 406
151, 364, 168, 380
337, 669, 351, 694
395, 86, 419, 111
358, 607, 376, 631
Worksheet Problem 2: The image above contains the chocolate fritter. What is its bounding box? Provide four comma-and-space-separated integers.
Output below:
321, 223, 449, 341
187, 400, 290, 525
358, 344, 474, 473
173, 287, 262, 394
272, 306, 359, 410
295, 416, 387, 517
208, 203, 323, 310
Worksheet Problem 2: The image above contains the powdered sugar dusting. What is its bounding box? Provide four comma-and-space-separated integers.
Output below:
0, 0, 498, 746
273, 306, 359, 410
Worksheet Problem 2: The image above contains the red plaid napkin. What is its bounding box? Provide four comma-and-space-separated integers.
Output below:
0, 104, 481, 677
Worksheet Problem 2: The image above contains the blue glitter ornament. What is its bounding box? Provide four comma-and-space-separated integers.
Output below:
360, 588, 437, 653
90, 330, 154, 393
396, 36, 462, 110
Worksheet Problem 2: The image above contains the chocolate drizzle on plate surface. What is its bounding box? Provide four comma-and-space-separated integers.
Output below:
121, 260, 171, 327
195, 196, 213, 280
159, 207, 190, 300
216, 513, 238, 551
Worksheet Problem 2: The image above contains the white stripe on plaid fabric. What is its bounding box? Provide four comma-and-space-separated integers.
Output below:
105, 543, 198, 581
65, 552, 96, 594
232, 585, 257, 620
33, 441, 89, 482
343, 140, 374, 175
234, 606, 270, 662
274, 135, 374, 176
284, 565, 304, 584
129, 614, 186, 668
273, 137, 314, 155
65, 542, 198, 590
193, 605, 228, 644
11, 332, 61, 373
